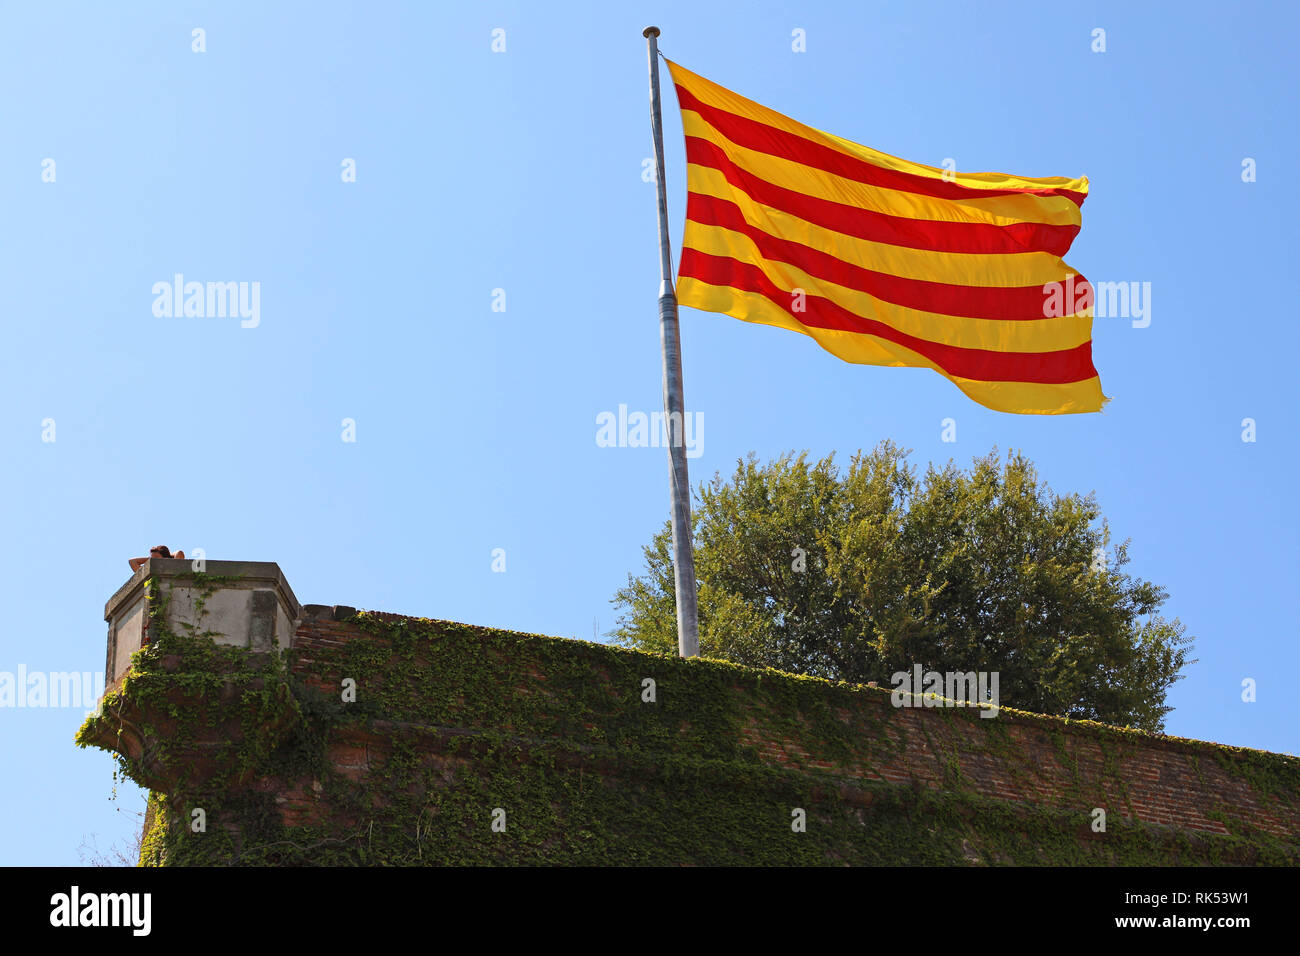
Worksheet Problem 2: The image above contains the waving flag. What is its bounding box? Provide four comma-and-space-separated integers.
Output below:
666, 60, 1106, 415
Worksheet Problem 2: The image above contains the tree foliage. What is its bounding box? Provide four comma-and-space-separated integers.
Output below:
611, 442, 1194, 732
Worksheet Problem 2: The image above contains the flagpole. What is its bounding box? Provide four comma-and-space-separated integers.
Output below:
643, 26, 700, 658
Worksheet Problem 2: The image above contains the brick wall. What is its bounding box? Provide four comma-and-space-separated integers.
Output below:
265, 608, 1298, 861
97, 602, 1297, 865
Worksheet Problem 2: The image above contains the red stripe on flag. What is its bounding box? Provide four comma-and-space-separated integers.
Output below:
686, 192, 1084, 322
678, 249, 1099, 384
675, 84, 1088, 209
685, 137, 1081, 257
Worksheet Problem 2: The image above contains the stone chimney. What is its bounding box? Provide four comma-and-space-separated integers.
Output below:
102, 559, 301, 691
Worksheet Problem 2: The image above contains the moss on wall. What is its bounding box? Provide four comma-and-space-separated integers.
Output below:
77, 581, 1300, 866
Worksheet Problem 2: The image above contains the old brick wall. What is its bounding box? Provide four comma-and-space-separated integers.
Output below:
271, 608, 1298, 857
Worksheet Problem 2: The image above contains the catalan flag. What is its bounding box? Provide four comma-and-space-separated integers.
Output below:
666, 60, 1106, 415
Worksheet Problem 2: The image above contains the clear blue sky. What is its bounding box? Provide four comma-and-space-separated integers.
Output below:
1, 1, 1295, 865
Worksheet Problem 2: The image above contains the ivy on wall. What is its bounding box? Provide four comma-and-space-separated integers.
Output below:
79, 577, 1300, 866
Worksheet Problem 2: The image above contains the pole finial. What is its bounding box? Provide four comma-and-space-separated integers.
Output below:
643, 26, 660, 38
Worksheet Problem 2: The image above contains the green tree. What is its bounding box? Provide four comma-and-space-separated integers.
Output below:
611, 442, 1194, 731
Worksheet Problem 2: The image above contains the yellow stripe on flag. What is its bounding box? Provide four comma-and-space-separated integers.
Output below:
666, 58, 1107, 415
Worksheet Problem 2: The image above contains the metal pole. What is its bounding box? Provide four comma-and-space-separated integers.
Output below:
643, 26, 699, 658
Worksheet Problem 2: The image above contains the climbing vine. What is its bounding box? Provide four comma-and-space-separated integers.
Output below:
77, 583, 1300, 866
